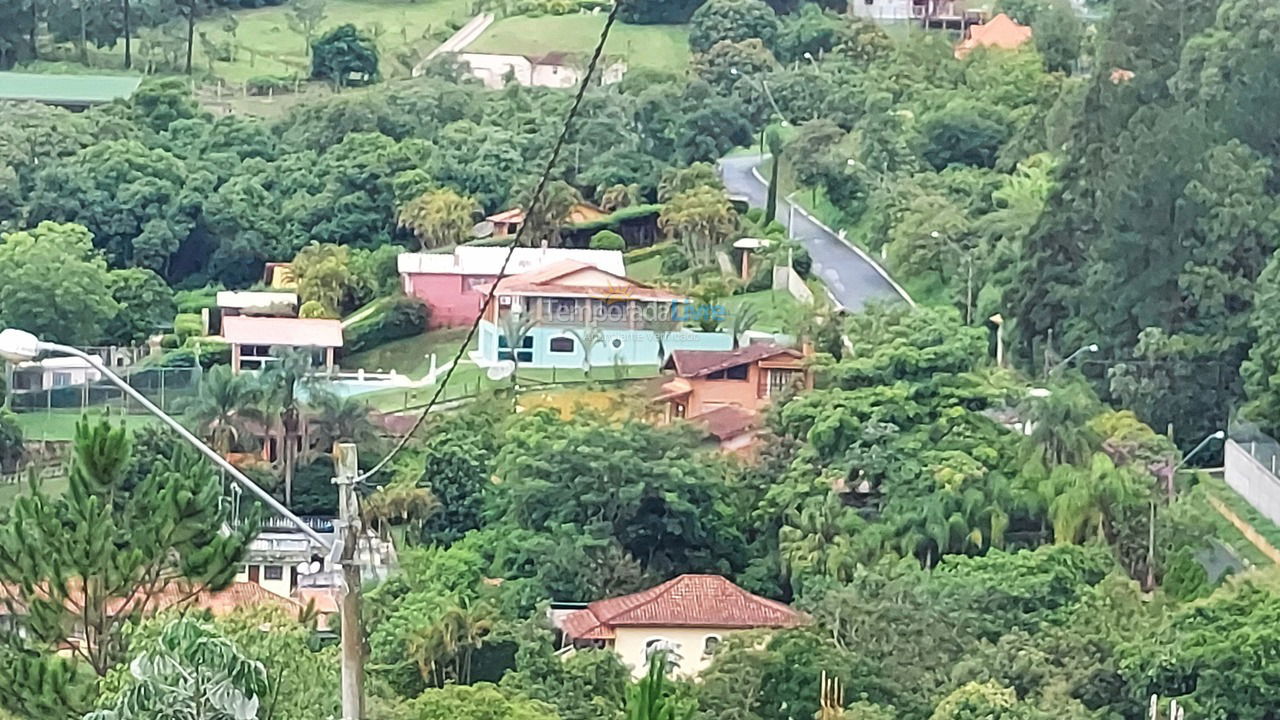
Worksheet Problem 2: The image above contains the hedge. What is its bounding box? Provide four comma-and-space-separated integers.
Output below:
344, 296, 431, 354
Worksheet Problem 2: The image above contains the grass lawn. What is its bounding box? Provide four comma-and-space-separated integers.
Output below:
467, 15, 691, 72
14, 410, 165, 442
627, 254, 666, 284
1197, 472, 1280, 562
341, 327, 473, 377
360, 363, 661, 413
195, 0, 475, 83
0, 476, 70, 507
724, 289, 803, 333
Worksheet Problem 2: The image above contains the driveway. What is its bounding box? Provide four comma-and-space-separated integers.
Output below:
719, 154, 910, 311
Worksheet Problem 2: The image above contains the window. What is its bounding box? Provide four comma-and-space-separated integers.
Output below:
644, 637, 681, 669
498, 334, 535, 364
611, 338, 623, 349
703, 635, 721, 657
549, 337, 576, 353
708, 364, 749, 381
768, 369, 798, 396
51, 372, 72, 388
674, 402, 686, 419
263, 565, 284, 581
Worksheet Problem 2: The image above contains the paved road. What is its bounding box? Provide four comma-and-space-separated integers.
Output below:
719, 154, 909, 311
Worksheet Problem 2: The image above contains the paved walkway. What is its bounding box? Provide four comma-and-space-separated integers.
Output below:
719, 154, 911, 311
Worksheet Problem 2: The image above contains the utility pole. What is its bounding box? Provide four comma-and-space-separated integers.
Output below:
333, 443, 365, 720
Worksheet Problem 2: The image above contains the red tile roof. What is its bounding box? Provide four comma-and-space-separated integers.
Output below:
480, 260, 687, 302
956, 13, 1032, 57
0, 581, 302, 618
691, 406, 760, 441
561, 575, 804, 640
663, 343, 802, 378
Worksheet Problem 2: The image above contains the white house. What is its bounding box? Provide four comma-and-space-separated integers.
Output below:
10, 356, 102, 391
458, 52, 627, 90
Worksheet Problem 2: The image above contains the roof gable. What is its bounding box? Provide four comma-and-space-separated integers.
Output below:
664, 344, 802, 378
561, 575, 804, 639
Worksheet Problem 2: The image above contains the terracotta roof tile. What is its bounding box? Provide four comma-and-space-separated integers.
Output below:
691, 406, 760, 441
956, 13, 1032, 57
663, 344, 802, 378
561, 575, 805, 640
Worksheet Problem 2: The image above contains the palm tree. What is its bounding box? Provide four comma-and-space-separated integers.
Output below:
1020, 381, 1101, 468
261, 349, 313, 508
408, 601, 495, 687
361, 481, 438, 538
183, 365, 265, 456
779, 494, 871, 588
1043, 452, 1147, 545
499, 312, 538, 392
309, 390, 377, 454
397, 188, 481, 250
658, 186, 737, 267
600, 183, 641, 212
567, 326, 606, 377
730, 304, 761, 349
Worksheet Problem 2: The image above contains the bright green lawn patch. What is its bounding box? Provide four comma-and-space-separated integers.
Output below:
193, 0, 475, 83
341, 327, 473, 378
14, 410, 164, 442
467, 15, 690, 73
0, 476, 70, 507
628, 254, 666, 284
724, 289, 802, 333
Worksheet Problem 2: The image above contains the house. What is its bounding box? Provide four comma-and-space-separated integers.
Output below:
558, 574, 806, 678
488, 208, 526, 239
221, 316, 344, 373
10, 356, 102, 392
0, 72, 142, 110
475, 260, 734, 370
851, 0, 983, 29
213, 291, 299, 335
237, 518, 398, 601
955, 13, 1033, 58
655, 344, 812, 453
398, 246, 626, 328
262, 262, 296, 289
457, 52, 627, 90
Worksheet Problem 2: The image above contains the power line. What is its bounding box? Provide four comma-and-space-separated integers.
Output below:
355, 1, 624, 485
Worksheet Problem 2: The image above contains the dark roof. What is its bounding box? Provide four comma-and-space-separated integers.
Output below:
561, 575, 805, 640
663, 343, 802, 378
691, 406, 760, 441
0, 72, 142, 106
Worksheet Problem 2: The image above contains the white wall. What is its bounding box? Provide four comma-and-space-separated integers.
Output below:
613, 626, 734, 678
849, 0, 916, 20
235, 563, 293, 598
1224, 439, 1280, 526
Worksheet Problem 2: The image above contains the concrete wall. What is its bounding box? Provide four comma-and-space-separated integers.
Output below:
479, 320, 733, 369
772, 266, 814, 305
1224, 438, 1280, 526
613, 626, 734, 678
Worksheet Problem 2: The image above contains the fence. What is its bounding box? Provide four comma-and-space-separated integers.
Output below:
9, 366, 200, 417
1224, 423, 1280, 527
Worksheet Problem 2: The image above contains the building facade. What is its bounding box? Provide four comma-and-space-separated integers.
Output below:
475, 261, 734, 370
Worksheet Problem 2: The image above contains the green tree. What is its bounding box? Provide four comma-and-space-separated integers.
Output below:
398, 188, 481, 250
920, 100, 1011, 170
286, 0, 326, 53
182, 364, 266, 455
627, 653, 695, 720
590, 230, 626, 250
419, 406, 501, 545
311, 23, 378, 87
0, 221, 117, 345
104, 268, 176, 345
86, 617, 269, 720
261, 348, 313, 508
929, 681, 1037, 720
659, 185, 738, 266
291, 242, 355, 317
1031, 0, 1083, 73
396, 683, 558, 720
689, 0, 779, 54
0, 421, 256, 718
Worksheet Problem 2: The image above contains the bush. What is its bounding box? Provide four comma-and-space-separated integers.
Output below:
173, 313, 204, 340
174, 286, 221, 314
589, 230, 626, 251
745, 207, 764, 224
661, 249, 691, 275
345, 297, 430, 354
245, 75, 296, 95
292, 457, 338, 516
624, 241, 675, 263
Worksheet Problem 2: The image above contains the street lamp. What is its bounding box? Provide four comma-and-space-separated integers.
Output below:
729, 66, 790, 127
0, 329, 328, 549
1145, 429, 1225, 590
0, 329, 365, 719
1050, 343, 1099, 375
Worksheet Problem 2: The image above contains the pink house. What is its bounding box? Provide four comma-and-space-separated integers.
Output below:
397, 246, 626, 328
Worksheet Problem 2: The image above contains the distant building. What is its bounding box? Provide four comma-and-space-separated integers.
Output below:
475, 260, 733, 370
955, 13, 1033, 57
457, 52, 627, 90
10, 356, 102, 392
655, 343, 812, 453
0, 72, 142, 110
220, 316, 344, 373
851, 0, 983, 28
558, 574, 806, 678
398, 246, 626, 328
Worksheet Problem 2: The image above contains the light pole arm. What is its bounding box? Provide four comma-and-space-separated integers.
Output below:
41, 342, 332, 551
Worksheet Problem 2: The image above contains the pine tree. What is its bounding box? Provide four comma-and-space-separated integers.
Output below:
0, 420, 259, 719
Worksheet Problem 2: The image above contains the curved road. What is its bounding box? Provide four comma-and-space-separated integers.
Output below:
719, 154, 909, 311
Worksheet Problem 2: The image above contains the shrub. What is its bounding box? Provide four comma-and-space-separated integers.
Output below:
745, 207, 764, 224
173, 313, 204, 340
299, 300, 331, 319
589, 230, 626, 251
661, 250, 691, 275
345, 297, 430, 354
245, 75, 296, 95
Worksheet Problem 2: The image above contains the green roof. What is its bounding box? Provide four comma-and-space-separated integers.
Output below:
0, 72, 143, 106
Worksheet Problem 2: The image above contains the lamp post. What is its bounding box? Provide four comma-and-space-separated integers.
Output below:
1050, 343, 1099, 375
0, 328, 366, 719
730, 67, 789, 127
1146, 429, 1226, 590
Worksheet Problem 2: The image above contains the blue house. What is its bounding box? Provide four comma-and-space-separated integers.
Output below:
476, 260, 733, 370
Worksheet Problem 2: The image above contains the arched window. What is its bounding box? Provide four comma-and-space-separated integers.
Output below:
702, 635, 721, 657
